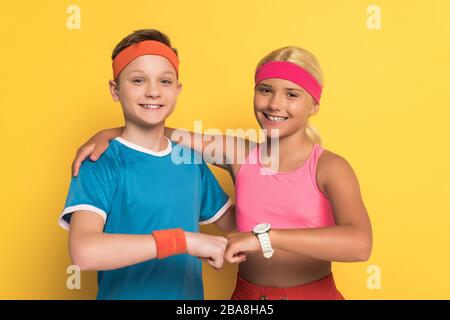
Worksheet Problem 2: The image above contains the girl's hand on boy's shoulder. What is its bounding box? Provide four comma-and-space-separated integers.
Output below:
72, 128, 121, 177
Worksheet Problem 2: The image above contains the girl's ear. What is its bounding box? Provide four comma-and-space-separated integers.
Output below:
109, 80, 120, 102
309, 102, 320, 116
176, 82, 182, 96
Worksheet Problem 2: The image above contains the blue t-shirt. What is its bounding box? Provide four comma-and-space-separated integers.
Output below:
58, 137, 230, 300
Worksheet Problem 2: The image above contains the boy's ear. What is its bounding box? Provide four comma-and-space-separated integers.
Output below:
176, 82, 182, 96
109, 80, 120, 102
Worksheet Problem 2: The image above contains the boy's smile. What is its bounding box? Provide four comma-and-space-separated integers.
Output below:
139, 103, 164, 110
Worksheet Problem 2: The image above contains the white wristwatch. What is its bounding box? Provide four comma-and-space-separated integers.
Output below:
252, 223, 274, 259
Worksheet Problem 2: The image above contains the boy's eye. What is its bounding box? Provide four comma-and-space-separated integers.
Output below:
133, 78, 145, 84
161, 79, 172, 85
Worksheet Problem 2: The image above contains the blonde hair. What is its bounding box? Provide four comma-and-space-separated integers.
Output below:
256, 46, 323, 145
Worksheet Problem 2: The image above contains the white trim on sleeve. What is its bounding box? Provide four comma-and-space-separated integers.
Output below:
58, 204, 107, 231
199, 198, 232, 225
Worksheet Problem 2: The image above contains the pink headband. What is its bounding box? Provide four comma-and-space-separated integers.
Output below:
255, 61, 322, 104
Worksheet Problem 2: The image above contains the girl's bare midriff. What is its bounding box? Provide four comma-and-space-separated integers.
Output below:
238, 249, 331, 287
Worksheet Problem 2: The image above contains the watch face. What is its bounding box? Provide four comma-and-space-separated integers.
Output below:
254, 223, 271, 233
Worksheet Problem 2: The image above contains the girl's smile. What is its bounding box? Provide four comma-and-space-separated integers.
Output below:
262, 112, 289, 124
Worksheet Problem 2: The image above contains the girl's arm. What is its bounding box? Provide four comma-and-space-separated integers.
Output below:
225, 153, 373, 263
71, 129, 239, 233
164, 127, 251, 175
70, 210, 229, 271
213, 205, 237, 233
72, 127, 254, 179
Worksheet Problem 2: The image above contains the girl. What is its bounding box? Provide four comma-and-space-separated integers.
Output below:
72, 46, 372, 300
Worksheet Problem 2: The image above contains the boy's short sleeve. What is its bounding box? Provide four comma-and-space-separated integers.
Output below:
58, 154, 119, 230
198, 162, 231, 225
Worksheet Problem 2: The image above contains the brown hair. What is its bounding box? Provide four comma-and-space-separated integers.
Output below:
112, 29, 178, 60
112, 29, 178, 82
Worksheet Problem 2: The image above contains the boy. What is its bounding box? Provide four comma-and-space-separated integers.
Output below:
58, 29, 234, 300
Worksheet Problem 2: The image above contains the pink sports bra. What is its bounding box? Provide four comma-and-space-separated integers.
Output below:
235, 144, 335, 232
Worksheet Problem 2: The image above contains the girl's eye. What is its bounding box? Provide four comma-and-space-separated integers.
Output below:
258, 87, 271, 94
133, 79, 145, 84
288, 92, 299, 98
161, 79, 172, 85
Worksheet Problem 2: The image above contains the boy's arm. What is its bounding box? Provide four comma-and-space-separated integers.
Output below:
69, 211, 228, 271
69, 211, 157, 271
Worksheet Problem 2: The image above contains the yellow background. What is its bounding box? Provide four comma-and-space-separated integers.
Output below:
1, 0, 449, 299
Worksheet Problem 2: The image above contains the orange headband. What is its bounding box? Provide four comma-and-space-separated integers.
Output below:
112, 40, 179, 79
